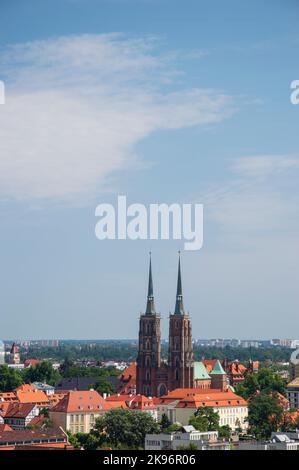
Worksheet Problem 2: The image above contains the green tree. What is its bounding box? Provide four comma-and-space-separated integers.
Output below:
189, 406, 220, 432
218, 425, 231, 440
66, 431, 81, 449
94, 408, 160, 449
247, 392, 284, 439
0, 365, 23, 391
92, 377, 115, 396
235, 368, 286, 400
160, 413, 171, 430
75, 432, 103, 450
164, 423, 181, 432
22, 361, 60, 386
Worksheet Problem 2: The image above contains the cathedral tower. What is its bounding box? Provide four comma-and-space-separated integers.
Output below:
168, 253, 194, 389
136, 254, 161, 396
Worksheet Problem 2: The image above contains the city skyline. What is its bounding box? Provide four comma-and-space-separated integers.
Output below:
0, 0, 298, 339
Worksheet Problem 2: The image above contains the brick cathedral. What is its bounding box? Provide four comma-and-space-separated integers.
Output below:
136, 254, 194, 397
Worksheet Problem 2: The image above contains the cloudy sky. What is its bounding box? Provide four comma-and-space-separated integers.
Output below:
0, 0, 298, 340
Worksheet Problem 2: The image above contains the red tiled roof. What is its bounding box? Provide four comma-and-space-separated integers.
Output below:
24, 359, 42, 368
16, 388, 49, 405
106, 401, 128, 409
15, 384, 36, 393
5, 403, 36, 419
106, 393, 134, 402
175, 391, 247, 409
0, 392, 18, 402
0, 402, 13, 418
51, 390, 111, 413
129, 395, 156, 410
119, 362, 137, 381
0, 427, 67, 447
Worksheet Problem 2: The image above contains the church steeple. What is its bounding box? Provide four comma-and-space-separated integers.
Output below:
145, 252, 156, 315
174, 252, 185, 315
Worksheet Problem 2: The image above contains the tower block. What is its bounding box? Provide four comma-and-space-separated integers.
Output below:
136, 254, 161, 396
168, 254, 194, 390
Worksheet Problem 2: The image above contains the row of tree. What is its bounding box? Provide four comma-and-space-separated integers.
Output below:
20, 343, 292, 364
0, 361, 117, 395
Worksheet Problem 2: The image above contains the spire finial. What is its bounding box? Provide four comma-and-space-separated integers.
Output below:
146, 252, 156, 315
174, 251, 185, 315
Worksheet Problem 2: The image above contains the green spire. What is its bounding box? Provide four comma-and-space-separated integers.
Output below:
174, 252, 185, 315
145, 252, 156, 315
210, 360, 227, 375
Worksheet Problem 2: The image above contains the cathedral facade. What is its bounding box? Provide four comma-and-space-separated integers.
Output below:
136, 255, 194, 397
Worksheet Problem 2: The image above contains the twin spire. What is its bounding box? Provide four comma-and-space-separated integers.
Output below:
145, 253, 156, 314
145, 252, 185, 316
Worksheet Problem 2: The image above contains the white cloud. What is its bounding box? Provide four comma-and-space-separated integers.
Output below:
201, 154, 299, 238
231, 154, 299, 178
0, 34, 233, 202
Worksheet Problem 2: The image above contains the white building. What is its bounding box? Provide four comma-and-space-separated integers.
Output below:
239, 432, 299, 451
145, 426, 230, 450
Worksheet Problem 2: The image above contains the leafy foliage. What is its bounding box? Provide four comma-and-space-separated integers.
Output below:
0, 365, 23, 391
189, 406, 220, 432
247, 392, 284, 439
235, 368, 286, 399
22, 361, 61, 386
94, 408, 160, 449
92, 377, 116, 395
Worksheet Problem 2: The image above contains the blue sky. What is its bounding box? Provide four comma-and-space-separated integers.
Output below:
0, 0, 298, 339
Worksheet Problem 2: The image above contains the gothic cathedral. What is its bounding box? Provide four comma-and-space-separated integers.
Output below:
136, 254, 194, 396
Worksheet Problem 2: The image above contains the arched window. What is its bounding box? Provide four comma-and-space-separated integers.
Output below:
157, 383, 167, 397
175, 369, 179, 381
146, 370, 150, 382
145, 356, 151, 367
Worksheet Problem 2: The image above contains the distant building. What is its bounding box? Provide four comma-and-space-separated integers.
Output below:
0, 341, 4, 365
8, 343, 20, 365
24, 359, 42, 368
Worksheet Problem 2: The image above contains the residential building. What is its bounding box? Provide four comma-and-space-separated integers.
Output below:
0, 427, 71, 450
156, 388, 248, 431
49, 390, 112, 433
15, 384, 50, 408
2, 403, 39, 430
118, 362, 136, 394
239, 432, 299, 451
127, 395, 158, 421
